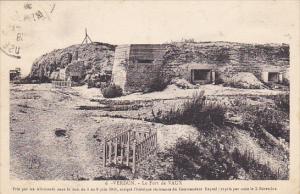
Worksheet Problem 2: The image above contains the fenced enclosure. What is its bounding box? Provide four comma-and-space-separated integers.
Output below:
102, 128, 157, 173
52, 80, 72, 87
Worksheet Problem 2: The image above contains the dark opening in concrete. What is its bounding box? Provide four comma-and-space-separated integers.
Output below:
71, 76, 80, 82
192, 69, 211, 84
268, 72, 279, 82
137, 59, 154, 63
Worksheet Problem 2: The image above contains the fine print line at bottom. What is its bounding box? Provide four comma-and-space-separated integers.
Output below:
11, 185, 278, 193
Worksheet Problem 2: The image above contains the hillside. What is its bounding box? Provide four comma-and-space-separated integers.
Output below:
28, 42, 116, 81
28, 41, 289, 82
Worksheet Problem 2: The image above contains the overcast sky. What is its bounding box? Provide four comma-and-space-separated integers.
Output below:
1, 1, 299, 76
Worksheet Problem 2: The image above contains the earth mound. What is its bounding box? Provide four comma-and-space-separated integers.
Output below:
170, 78, 196, 89
28, 42, 116, 82
224, 72, 265, 89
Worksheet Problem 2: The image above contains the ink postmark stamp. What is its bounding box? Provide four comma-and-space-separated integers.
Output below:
0, 2, 55, 59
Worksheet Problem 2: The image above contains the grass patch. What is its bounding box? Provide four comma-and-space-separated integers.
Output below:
161, 138, 283, 180
231, 148, 281, 180
151, 91, 226, 130
241, 106, 289, 143
273, 94, 289, 113
170, 138, 238, 180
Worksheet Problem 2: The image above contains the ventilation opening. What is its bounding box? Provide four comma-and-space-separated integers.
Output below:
137, 59, 154, 63
268, 72, 279, 82
71, 76, 80, 82
192, 69, 211, 83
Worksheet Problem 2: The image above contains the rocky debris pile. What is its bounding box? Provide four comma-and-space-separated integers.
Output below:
224, 72, 266, 89
28, 42, 115, 82
170, 78, 196, 89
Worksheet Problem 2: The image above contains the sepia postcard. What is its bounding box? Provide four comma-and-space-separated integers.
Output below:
0, 1, 299, 194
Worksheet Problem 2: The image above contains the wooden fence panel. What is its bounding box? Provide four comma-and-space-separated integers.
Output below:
52, 81, 72, 87
102, 129, 157, 173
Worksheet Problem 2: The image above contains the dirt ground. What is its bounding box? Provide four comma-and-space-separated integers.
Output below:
10, 84, 288, 180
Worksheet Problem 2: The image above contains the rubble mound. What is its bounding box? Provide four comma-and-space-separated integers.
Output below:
170, 78, 195, 89
225, 72, 265, 89
28, 42, 115, 82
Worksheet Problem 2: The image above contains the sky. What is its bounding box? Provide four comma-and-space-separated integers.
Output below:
0, 1, 299, 76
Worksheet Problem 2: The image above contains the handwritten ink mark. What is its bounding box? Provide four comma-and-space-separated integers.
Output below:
50, 3, 55, 13
0, 47, 21, 59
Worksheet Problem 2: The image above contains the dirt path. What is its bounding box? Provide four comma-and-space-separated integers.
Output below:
10, 84, 201, 180
10, 84, 104, 180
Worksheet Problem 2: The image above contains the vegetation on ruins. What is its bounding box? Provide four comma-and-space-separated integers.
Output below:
231, 148, 280, 179
273, 94, 289, 113
101, 84, 123, 98
150, 91, 289, 180
161, 138, 281, 180
242, 107, 289, 143
151, 91, 226, 130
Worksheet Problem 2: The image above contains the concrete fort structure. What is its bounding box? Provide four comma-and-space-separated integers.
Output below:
112, 44, 166, 92
111, 43, 290, 93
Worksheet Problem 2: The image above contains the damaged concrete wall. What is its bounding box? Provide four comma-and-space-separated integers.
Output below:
112, 42, 290, 92
161, 42, 290, 83
161, 63, 217, 84
126, 44, 166, 92
112, 45, 131, 90
112, 44, 166, 92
